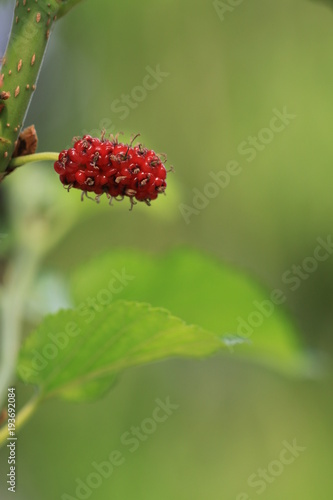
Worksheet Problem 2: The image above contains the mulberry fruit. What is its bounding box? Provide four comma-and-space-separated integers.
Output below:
54, 134, 168, 209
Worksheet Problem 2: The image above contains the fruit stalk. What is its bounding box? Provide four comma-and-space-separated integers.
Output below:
0, 0, 83, 179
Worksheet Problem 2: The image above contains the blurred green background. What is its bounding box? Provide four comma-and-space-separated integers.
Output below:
1, 0, 333, 498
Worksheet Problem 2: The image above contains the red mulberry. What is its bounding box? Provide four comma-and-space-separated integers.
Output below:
54, 134, 168, 209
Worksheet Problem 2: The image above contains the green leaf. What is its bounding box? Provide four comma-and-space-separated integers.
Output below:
70, 249, 307, 376
17, 302, 227, 402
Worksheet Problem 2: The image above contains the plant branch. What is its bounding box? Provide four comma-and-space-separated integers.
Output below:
57, 0, 85, 19
0, 0, 85, 177
0, 394, 41, 448
0, 247, 40, 409
0, 1, 60, 175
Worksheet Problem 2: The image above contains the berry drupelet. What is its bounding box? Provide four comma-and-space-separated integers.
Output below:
54, 135, 168, 209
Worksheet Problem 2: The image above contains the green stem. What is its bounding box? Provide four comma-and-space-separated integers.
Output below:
0, 1, 59, 174
0, 394, 41, 448
0, 0, 84, 176
57, 0, 85, 19
9, 151, 59, 168
0, 247, 40, 409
